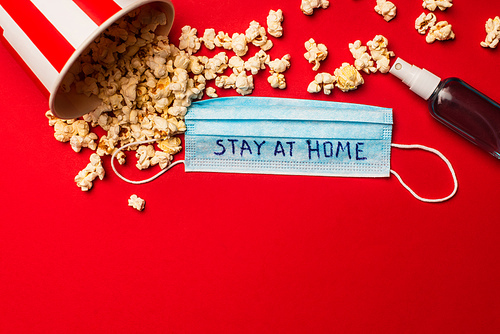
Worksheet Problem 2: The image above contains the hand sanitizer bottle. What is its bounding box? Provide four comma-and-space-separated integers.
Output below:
390, 57, 500, 159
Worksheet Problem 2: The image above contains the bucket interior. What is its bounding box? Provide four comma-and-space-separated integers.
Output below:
50, 1, 174, 119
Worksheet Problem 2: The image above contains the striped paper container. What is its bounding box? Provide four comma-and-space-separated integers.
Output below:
0, 0, 174, 118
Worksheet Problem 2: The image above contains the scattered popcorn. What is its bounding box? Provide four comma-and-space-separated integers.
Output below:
304, 38, 328, 71
188, 55, 206, 75
367, 35, 395, 73
301, 0, 330, 16
228, 55, 245, 75
214, 31, 233, 50
231, 33, 249, 57
245, 21, 273, 51
268, 54, 291, 73
206, 87, 218, 98
480, 16, 500, 49
354, 53, 377, 75
374, 0, 397, 22
204, 52, 229, 80
158, 136, 182, 154
415, 12, 437, 34
267, 9, 284, 38
128, 194, 146, 211
422, 0, 453, 12
307, 72, 336, 95
245, 50, 270, 75
201, 28, 216, 50
70, 132, 99, 153
74, 153, 105, 191
349, 40, 376, 74
235, 72, 254, 96
136, 144, 156, 170
426, 21, 455, 43
50, 5, 298, 196
334, 63, 364, 92
151, 150, 173, 169
215, 74, 237, 89
268, 72, 287, 89
46, 112, 100, 153
178, 25, 201, 55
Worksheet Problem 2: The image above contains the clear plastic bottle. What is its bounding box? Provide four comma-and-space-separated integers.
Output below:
390, 57, 500, 159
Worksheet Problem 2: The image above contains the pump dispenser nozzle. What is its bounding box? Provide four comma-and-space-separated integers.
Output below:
390, 58, 441, 100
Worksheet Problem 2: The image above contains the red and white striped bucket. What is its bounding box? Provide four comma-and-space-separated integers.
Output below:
0, 0, 174, 119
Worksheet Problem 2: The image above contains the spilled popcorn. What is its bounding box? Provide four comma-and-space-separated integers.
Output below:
426, 21, 455, 43
75, 153, 105, 191
367, 35, 395, 73
46, 5, 291, 200
128, 194, 146, 211
415, 12, 437, 35
307, 35, 394, 95
300, 0, 329, 16
334, 63, 364, 92
422, 0, 453, 12
304, 38, 328, 71
480, 16, 500, 49
374, 0, 397, 22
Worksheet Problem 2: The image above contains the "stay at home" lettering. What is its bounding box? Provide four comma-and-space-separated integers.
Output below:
213, 139, 367, 160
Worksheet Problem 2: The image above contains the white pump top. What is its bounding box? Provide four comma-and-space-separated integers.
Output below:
389, 57, 442, 100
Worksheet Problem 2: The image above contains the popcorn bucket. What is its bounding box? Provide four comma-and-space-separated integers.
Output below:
0, 0, 174, 119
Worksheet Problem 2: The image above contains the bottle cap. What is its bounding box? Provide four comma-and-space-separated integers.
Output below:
389, 58, 441, 100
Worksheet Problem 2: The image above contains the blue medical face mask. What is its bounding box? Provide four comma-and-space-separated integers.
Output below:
112, 97, 458, 203
184, 97, 392, 177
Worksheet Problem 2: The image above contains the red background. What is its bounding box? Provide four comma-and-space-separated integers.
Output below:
1, 0, 499, 333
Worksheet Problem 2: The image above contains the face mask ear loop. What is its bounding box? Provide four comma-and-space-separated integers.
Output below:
111, 138, 185, 185
390, 143, 458, 203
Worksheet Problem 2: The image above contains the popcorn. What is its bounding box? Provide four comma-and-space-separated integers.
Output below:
136, 144, 156, 170
128, 194, 146, 211
480, 16, 500, 49
214, 31, 232, 50
349, 40, 376, 74
245, 50, 270, 75
268, 54, 291, 73
415, 12, 437, 34
52, 119, 76, 142
158, 137, 182, 154
245, 21, 273, 51
150, 150, 173, 169
304, 38, 328, 71
268, 73, 287, 89
228, 55, 245, 75
334, 63, 364, 92
75, 153, 105, 191
301, 0, 330, 16
201, 28, 216, 50
426, 21, 455, 43
178, 25, 201, 55
51, 5, 297, 196
206, 87, 218, 98
307, 72, 336, 95
235, 72, 254, 96
70, 132, 98, 153
267, 9, 284, 38
422, 0, 453, 12
367, 35, 395, 73
188, 56, 206, 75
215, 74, 237, 89
354, 53, 377, 74
231, 33, 249, 57
204, 52, 229, 80
374, 0, 397, 22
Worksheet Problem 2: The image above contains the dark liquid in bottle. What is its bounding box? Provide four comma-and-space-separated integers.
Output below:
429, 78, 500, 158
